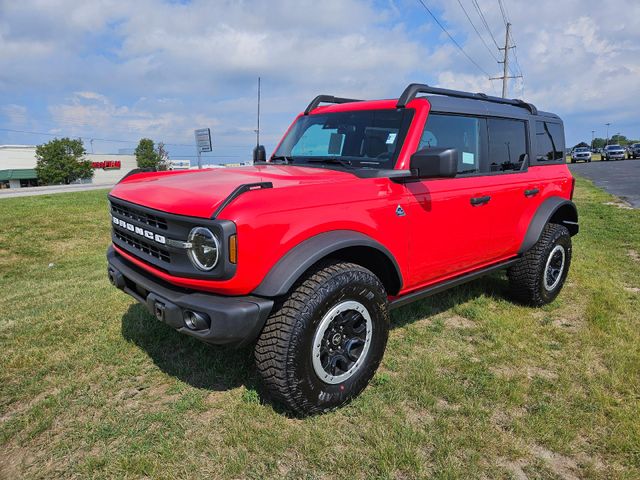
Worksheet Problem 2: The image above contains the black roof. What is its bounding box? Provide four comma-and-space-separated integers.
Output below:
425, 95, 560, 121
305, 83, 561, 122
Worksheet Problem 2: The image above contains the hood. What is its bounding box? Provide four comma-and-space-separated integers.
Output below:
109, 165, 356, 218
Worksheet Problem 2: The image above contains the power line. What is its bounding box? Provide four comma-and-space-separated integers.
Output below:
456, 0, 500, 63
415, 0, 492, 78
497, 0, 509, 27
471, 0, 501, 49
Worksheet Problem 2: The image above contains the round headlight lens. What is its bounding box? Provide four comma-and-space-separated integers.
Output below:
187, 227, 220, 271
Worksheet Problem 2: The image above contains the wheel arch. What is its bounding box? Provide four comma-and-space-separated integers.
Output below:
519, 197, 578, 254
253, 230, 403, 297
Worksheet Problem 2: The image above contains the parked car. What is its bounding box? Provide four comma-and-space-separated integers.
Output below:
630, 143, 640, 159
106, 83, 578, 414
603, 144, 626, 161
570, 147, 591, 163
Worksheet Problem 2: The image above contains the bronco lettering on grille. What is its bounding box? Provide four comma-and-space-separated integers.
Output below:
112, 216, 166, 245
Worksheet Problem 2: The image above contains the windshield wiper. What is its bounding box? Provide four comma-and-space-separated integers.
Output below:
269, 155, 294, 164
306, 157, 353, 168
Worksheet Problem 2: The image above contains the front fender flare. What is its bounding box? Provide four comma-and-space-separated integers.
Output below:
519, 197, 578, 254
253, 230, 402, 297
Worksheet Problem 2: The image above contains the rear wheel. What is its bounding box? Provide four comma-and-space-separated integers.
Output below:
255, 261, 389, 415
508, 223, 572, 306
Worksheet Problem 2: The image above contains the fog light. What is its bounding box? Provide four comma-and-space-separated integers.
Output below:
183, 310, 210, 330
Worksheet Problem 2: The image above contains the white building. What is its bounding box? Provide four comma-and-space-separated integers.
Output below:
0, 145, 137, 189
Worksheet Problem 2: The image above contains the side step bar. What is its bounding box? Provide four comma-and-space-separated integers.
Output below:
389, 258, 519, 310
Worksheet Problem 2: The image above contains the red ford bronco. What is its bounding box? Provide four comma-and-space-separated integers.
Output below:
107, 84, 578, 414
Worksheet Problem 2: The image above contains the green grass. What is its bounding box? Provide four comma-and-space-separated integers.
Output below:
1, 178, 639, 479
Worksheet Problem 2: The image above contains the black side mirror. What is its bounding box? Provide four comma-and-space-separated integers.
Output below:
410, 148, 458, 178
253, 145, 266, 162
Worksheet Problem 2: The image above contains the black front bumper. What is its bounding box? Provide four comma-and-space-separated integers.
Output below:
107, 247, 273, 347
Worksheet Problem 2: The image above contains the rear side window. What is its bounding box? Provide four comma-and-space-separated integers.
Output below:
536, 121, 565, 162
487, 118, 528, 172
419, 114, 482, 174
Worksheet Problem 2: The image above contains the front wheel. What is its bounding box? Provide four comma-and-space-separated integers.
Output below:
255, 261, 389, 415
508, 223, 572, 306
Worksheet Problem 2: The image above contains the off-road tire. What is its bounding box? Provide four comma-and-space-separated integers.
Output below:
255, 261, 389, 415
508, 223, 572, 306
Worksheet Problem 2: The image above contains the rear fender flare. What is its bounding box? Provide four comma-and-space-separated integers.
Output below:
519, 197, 578, 254
253, 230, 402, 297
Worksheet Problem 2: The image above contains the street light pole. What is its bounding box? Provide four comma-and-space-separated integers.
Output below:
591, 130, 595, 150
605, 123, 611, 146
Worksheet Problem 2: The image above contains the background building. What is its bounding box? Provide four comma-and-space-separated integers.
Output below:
0, 145, 137, 189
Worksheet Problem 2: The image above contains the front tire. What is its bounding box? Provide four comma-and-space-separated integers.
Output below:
255, 261, 389, 415
508, 223, 572, 306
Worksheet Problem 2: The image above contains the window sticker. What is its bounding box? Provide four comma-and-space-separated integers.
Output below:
386, 133, 397, 144
462, 152, 475, 165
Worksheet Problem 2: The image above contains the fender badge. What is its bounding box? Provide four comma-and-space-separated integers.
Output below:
395, 205, 406, 217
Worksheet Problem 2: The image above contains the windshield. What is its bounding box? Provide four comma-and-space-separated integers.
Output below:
607, 145, 622, 150
575, 147, 589, 152
273, 109, 413, 169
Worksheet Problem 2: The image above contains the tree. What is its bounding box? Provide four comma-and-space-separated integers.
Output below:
573, 142, 589, 149
592, 137, 607, 149
35, 137, 93, 185
135, 138, 161, 169
156, 142, 170, 171
610, 134, 628, 146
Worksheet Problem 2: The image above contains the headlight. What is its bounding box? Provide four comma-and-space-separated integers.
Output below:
187, 227, 220, 271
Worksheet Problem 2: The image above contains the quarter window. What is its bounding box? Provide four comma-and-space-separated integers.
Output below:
536, 121, 564, 162
419, 114, 482, 174
487, 118, 528, 172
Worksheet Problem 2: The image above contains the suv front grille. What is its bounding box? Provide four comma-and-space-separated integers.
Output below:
111, 202, 168, 230
114, 229, 171, 263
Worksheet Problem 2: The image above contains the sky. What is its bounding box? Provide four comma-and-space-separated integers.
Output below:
1, 0, 639, 163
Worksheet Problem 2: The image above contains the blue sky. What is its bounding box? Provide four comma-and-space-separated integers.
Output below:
1, 0, 639, 163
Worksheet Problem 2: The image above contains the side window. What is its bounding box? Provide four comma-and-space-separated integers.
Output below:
546, 122, 565, 161
487, 118, 528, 172
291, 123, 342, 156
419, 114, 482, 174
536, 121, 565, 162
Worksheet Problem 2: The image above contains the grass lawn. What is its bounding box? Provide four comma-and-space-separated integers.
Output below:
1, 177, 639, 479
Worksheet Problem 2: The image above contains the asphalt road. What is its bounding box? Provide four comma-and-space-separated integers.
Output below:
569, 159, 640, 208
0, 183, 114, 199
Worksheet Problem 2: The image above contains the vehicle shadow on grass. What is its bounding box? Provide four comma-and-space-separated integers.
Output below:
390, 272, 510, 328
120, 272, 510, 409
121, 303, 255, 392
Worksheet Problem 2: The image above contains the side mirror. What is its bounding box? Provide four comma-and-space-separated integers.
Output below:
253, 145, 266, 162
410, 148, 458, 178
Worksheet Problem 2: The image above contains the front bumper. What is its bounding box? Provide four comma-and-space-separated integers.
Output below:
107, 246, 273, 347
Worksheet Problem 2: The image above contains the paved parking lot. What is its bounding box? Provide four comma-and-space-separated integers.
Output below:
569, 159, 640, 207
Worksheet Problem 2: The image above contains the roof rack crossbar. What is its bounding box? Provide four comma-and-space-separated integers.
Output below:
304, 95, 362, 115
396, 83, 537, 115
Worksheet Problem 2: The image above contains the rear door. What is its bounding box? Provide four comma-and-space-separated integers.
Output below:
479, 117, 540, 258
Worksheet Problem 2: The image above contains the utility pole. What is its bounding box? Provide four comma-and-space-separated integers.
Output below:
605, 123, 611, 146
255, 77, 261, 148
591, 130, 595, 150
490, 22, 522, 98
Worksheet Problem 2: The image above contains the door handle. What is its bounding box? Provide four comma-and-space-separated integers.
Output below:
524, 188, 540, 197
470, 195, 491, 206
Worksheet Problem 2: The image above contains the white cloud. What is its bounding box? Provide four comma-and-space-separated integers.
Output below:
1, 0, 639, 149
1, 104, 28, 126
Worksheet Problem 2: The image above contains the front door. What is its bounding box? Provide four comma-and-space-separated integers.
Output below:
403, 113, 498, 290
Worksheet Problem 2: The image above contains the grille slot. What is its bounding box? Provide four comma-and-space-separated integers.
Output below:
111, 202, 168, 230
114, 229, 171, 263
